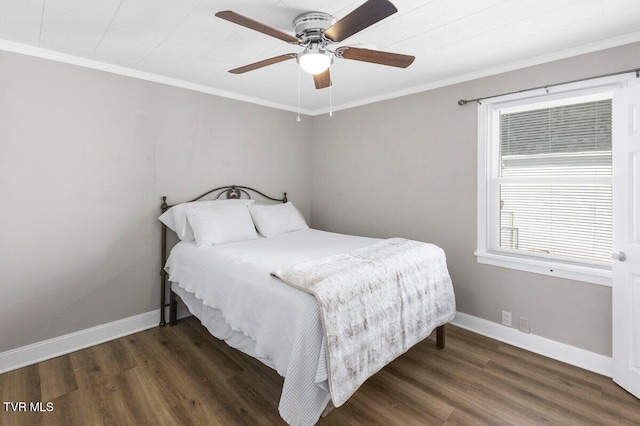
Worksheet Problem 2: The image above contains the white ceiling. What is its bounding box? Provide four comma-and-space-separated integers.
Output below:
1, 0, 639, 114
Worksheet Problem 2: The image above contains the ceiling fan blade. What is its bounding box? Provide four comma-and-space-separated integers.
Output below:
324, 0, 397, 42
216, 11, 300, 44
336, 47, 414, 68
229, 54, 297, 74
313, 69, 331, 89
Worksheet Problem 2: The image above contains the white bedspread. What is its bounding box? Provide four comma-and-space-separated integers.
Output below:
165, 229, 378, 426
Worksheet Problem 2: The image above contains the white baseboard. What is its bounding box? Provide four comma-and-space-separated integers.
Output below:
451, 312, 612, 377
1, 308, 611, 378
0, 306, 191, 374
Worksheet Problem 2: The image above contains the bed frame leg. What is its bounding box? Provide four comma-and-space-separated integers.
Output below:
159, 203, 168, 327
436, 325, 445, 350
160, 269, 167, 326
169, 291, 178, 326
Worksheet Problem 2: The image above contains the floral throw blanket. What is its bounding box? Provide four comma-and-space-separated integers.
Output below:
272, 238, 456, 406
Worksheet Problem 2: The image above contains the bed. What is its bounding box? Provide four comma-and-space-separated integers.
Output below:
158, 185, 456, 425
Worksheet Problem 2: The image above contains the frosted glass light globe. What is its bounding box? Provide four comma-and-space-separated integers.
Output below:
297, 44, 333, 74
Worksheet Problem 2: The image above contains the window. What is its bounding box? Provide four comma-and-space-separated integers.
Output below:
476, 79, 628, 286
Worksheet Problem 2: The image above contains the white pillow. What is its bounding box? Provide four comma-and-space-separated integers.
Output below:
249, 202, 308, 238
159, 199, 255, 241
185, 203, 258, 247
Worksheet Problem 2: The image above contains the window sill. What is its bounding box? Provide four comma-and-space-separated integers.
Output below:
475, 251, 612, 287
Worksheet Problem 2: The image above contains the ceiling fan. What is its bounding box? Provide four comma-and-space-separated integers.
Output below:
215, 0, 415, 90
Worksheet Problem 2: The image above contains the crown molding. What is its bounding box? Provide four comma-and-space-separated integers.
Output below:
2, 31, 640, 116
0, 39, 313, 116
311, 31, 640, 115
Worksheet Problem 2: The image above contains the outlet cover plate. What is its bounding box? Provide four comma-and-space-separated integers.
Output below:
519, 317, 530, 333
502, 311, 512, 327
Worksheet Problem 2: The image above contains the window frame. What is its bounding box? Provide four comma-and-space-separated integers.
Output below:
475, 75, 631, 287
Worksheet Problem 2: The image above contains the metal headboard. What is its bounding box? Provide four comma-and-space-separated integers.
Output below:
159, 185, 287, 326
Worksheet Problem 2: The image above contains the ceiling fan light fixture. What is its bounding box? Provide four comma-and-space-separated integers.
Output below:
217, 1, 415, 90
297, 44, 333, 75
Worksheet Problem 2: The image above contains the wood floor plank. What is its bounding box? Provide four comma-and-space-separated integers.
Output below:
38, 355, 78, 402
0, 363, 42, 402
355, 360, 455, 422
404, 342, 595, 424
383, 361, 526, 425
170, 321, 282, 425
185, 319, 282, 380
224, 371, 286, 426
69, 339, 136, 392
183, 317, 285, 411
347, 379, 450, 425
102, 367, 183, 425
167, 319, 245, 382
403, 344, 568, 424
160, 328, 263, 425
318, 398, 388, 426
123, 326, 246, 425
43, 390, 84, 426
0, 364, 43, 426
428, 330, 633, 425
482, 361, 638, 425
122, 330, 229, 425
1, 318, 639, 425
75, 377, 136, 426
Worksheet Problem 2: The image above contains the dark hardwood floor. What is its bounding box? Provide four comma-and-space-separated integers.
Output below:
1, 317, 638, 425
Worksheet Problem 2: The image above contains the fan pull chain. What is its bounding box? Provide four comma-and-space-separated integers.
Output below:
296, 65, 301, 122
329, 65, 333, 117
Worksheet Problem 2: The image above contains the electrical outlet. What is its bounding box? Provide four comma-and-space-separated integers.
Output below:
501, 311, 512, 327
519, 317, 530, 333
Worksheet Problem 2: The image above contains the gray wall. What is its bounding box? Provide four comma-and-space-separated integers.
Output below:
310, 42, 640, 357
0, 50, 311, 353
2, 41, 636, 357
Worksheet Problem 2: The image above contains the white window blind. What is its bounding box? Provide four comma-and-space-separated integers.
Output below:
488, 97, 612, 266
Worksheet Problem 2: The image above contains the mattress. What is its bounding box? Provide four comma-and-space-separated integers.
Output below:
165, 229, 378, 425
